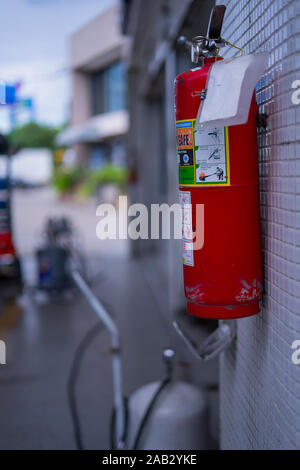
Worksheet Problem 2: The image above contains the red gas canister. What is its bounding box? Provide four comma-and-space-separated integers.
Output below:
175, 57, 263, 319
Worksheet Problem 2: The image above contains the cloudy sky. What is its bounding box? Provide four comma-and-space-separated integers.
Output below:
0, 0, 116, 132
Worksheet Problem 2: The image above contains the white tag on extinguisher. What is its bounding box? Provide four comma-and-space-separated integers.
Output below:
195, 52, 269, 129
179, 190, 194, 267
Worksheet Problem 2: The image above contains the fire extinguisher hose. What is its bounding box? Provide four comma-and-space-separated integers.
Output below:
67, 321, 103, 450
132, 376, 171, 450
132, 350, 174, 450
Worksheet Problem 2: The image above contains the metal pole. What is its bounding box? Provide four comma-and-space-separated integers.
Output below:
71, 269, 125, 449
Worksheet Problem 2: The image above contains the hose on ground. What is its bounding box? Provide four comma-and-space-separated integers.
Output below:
67, 322, 103, 450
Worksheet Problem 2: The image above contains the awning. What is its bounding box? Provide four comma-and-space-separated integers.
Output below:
56, 110, 129, 146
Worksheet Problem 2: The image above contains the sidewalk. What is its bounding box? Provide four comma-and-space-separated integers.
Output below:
1, 187, 173, 449
0, 186, 219, 449
0, 255, 173, 449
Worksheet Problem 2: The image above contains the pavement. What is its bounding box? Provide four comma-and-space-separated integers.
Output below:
0, 187, 219, 450
0, 187, 174, 450
0, 257, 175, 450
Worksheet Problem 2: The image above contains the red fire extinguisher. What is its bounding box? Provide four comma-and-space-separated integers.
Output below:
175, 6, 263, 319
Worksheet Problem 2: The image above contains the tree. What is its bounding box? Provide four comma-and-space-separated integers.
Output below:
8, 122, 60, 150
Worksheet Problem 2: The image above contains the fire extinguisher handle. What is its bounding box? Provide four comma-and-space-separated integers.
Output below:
173, 319, 236, 362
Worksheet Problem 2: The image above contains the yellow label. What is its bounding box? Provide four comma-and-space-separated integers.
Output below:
176, 119, 230, 187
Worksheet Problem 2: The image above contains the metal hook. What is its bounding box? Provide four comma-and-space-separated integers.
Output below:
173, 318, 236, 361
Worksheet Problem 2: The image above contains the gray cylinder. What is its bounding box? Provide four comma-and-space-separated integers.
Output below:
128, 381, 207, 450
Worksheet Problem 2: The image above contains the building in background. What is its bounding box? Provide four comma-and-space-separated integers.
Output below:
122, 0, 300, 450
57, 5, 128, 168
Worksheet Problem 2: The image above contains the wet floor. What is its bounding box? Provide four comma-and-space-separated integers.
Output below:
0, 187, 219, 450
0, 256, 173, 450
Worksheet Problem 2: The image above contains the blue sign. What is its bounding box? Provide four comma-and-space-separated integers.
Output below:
5, 85, 16, 104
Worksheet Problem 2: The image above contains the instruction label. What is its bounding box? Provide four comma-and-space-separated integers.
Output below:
176, 121, 195, 186
179, 190, 194, 267
176, 119, 230, 187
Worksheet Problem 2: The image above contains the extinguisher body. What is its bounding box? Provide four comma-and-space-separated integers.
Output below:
175, 58, 263, 319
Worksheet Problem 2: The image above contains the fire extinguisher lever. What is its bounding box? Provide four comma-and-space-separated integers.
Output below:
207, 5, 226, 41
177, 6, 227, 65
173, 319, 236, 361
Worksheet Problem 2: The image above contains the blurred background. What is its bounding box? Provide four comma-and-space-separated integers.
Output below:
0, 0, 299, 451
0, 0, 218, 451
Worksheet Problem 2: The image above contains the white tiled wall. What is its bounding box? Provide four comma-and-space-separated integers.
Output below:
217, 0, 300, 449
